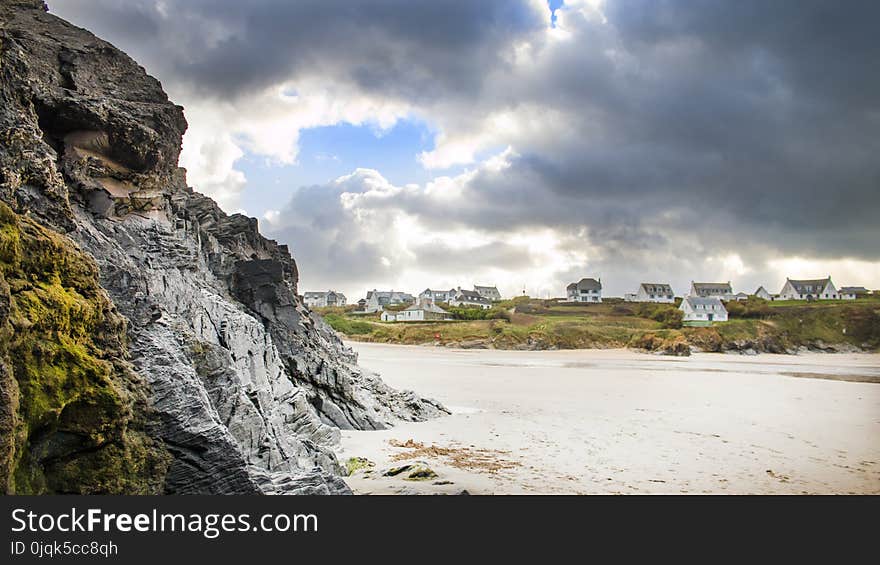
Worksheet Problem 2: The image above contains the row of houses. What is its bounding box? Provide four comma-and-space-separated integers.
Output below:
565, 277, 867, 304
418, 286, 499, 307
304, 276, 869, 325
562, 276, 869, 324
376, 285, 501, 322
677, 278, 868, 324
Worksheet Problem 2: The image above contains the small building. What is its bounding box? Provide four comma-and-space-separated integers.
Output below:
732, 292, 749, 302
778, 277, 838, 301
839, 286, 869, 300
474, 285, 502, 302
418, 288, 456, 304
680, 296, 728, 324
566, 278, 603, 303
754, 286, 772, 300
302, 290, 346, 308
380, 301, 454, 322
364, 289, 415, 313
449, 288, 492, 309
626, 282, 675, 303
689, 281, 734, 300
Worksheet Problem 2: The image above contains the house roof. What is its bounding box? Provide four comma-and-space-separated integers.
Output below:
455, 289, 491, 303
367, 290, 414, 300
639, 283, 673, 294
567, 277, 602, 291
304, 290, 344, 299
755, 286, 768, 293
839, 286, 868, 293
474, 285, 499, 292
692, 282, 732, 291
683, 296, 727, 310
404, 302, 450, 314
787, 278, 832, 292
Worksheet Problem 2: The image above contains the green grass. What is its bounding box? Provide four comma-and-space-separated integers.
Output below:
322, 313, 374, 335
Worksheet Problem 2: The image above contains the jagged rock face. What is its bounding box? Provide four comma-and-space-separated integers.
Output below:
0, 1, 446, 494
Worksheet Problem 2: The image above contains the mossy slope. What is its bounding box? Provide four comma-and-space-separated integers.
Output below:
0, 202, 169, 493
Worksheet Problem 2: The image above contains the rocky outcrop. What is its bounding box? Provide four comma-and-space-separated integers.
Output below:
628, 333, 691, 356
0, 1, 445, 494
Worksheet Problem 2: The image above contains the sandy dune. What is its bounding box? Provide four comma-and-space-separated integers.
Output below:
338, 343, 880, 494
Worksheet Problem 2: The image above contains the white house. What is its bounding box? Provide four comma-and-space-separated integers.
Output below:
474, 285, 502, 302
381, 301, 454, 322
839, 286, 868, 300
566, 278, 602, 303
364, 290, 415, 312
689, 281, 734, 300
754, 286, 773, 300
680, 296, 728, 324
302, 290, 346, 308
418, 288, 456, 304
778, 277, 838, 301
449, 288, 492, 309
626, 282, 675, 303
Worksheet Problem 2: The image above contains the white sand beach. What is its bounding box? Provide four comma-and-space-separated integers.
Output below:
338, 343, 880, 494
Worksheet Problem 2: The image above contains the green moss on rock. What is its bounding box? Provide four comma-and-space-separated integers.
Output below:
344, 456, 375, 476
0, 202, 169, 494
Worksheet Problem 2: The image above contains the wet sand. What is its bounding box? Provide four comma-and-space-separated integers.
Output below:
338, 343, 880, 494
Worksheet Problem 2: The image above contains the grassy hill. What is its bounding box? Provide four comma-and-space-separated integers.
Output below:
315, 296, 880, 354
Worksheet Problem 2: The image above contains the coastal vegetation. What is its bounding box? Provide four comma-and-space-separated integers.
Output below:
317, 296, 880, 354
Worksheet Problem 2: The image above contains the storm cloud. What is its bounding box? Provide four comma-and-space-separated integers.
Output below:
52, 0, 880, 297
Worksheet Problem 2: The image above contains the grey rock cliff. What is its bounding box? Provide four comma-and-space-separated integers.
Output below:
0, 1, 446, 494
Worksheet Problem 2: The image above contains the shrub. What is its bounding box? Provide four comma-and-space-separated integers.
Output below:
634, 303, 683, 329
726, 298, 772, 319
448, 306, 491, 320
488, 308, 512, 322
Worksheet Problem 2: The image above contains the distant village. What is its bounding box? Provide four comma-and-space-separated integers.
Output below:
302, 276, 872, 326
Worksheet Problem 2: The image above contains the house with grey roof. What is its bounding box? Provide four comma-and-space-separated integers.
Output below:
364, 289, 415, 312
380, 301, 454, 322
689, 281, 734, 300
449, 288, 492, 309
680, 296, 728, 324
839, 286, 868, 300
418, 288, 456, 304
302, 290, 346, 308
778, 277, 838, 301
566, 278, 603, 303
626, 282, 675, 303
474, 285, 502, 302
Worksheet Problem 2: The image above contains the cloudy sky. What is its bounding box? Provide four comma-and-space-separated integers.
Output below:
52, 0, 880, 299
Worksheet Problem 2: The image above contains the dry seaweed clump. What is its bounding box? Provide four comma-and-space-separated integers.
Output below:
0, 202, 169, 494
388, 438, 518, 474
